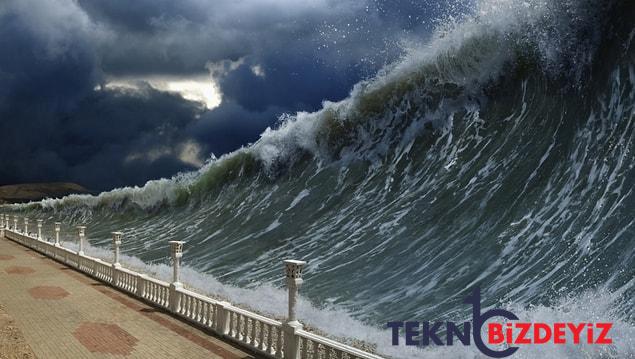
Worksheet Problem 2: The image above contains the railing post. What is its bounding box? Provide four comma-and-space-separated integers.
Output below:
112, 232, 122, 265
37, 219, 43, 240
137, 273, 147, 298
282, 259, 306, 359
215, 301, 232, 335
111, 232, 122, 286
54, 222, 61, 246
13, 216, 18, 232
77, 226, 86, 255
168, 241, 185, 313
0, 214, 4, 238
24, 217, 29, 235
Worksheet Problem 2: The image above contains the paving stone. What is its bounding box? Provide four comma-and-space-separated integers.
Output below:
0, 237, 257, 358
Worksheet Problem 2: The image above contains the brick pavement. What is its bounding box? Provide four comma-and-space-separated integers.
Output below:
0, 236, 258, 359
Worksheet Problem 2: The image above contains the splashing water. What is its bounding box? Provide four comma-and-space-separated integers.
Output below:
7, 0, 635, 357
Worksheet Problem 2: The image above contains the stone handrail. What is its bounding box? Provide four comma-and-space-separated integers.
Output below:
0, 216, 384, 359
297, 329, 384, 359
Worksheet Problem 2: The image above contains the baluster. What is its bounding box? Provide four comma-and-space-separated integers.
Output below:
276, 326, 283, 358
201, 301, 206, 323
236, 313, 242, 340
232, 312, 238, 338
201, 300, 206, 323
267, 323, 274, 354
189, 296, 194, 316
200, 300, 206, 323
226, 311, 232, 336
245, 317, 252, 344
206, 302, 212, 326
325, 346, 332, 359
301, 337, 308, 358
187, 296, 193, 318
211, 302, 218, 327
259, 321, 266, 350
250, 318, 257, 346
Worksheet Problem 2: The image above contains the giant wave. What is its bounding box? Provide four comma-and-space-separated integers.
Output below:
6, 0, 635, 357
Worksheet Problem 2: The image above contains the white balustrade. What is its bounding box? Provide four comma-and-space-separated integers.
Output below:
1, 221, 383, 359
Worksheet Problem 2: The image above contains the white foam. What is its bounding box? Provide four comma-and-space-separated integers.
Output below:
61, 239, 635, 359
286, 189, 310, 210
5, 0, 607, 213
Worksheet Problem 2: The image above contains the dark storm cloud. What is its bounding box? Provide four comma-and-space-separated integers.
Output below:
0, 0, 204, 190
0, 0, 459, 191
0, 84, 203, 190
81, 0, 385, 76
187, 101, 287, 156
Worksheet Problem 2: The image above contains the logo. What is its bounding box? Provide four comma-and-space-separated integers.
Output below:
387, 287, 613, 358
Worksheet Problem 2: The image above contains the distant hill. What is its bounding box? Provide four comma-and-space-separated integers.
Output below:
0, 183, 91, 204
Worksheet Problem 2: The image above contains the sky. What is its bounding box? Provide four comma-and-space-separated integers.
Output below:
0, 0, 470, 191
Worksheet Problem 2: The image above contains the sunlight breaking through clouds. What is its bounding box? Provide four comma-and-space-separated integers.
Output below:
103, 75, 221, 110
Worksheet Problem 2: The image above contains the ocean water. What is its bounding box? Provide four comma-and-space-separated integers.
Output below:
6, 0, 635, 357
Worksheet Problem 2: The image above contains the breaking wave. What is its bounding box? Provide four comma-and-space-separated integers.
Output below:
6, 0, 635, 357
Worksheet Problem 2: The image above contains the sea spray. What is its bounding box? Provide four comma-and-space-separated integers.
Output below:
3, 1, 634, 358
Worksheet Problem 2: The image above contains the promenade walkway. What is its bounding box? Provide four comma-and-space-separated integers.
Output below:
0, 236, 256, 358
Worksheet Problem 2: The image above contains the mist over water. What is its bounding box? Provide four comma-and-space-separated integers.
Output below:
7, 0, 635, 357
